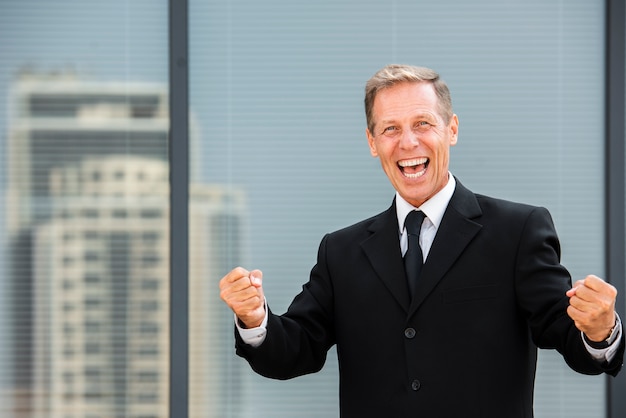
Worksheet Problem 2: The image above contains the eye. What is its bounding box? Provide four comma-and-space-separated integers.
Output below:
414, 121, 432, 132
380, 126, 400, 137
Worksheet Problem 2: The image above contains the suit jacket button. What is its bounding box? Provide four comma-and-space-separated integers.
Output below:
411, 379, 421, 391
404, 328, 416, 339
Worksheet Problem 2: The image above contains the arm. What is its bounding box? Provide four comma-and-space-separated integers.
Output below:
220, 235, 336, 380
515, 207, 624, 375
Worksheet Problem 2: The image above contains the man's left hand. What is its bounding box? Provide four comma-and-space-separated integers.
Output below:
566, 275, 617, 342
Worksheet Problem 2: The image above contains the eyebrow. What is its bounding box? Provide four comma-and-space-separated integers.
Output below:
378, 112, 439, 127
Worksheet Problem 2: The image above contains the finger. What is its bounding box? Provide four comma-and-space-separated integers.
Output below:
234, 288, 263, 306
221, 266, 250, 284
569, 285, 613, 310
574, 281, 617, 306
229, 283, 264, 308
567, 301, 600, 326
568, 294, 594, 312
568, 291, 615, 327
220, 268, 256, 303
224, 277, 258, 297
569, 285, 593, 303
579, 275, 611, 294
567, 301, 616, 340
581, 275, 617, 297
567, 304, 584, 324
581, 274, 603, 288
567, 277, 600, 301
220, 268, 262, 296
566, 279, 586, 297
249, 269, 263, 288
567, 306, 592, 335
221, 282, 261, 309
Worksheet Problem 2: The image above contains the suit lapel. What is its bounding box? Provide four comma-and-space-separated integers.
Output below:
360, 202, 412, 313
409, 180, 483, 316
359, 181, 484, 316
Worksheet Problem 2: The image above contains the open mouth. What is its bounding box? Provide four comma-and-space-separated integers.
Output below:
398, 157, 429, 178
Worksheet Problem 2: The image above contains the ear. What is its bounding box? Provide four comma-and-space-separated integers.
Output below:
366, 128, 378, 157
449, 114, 459, 146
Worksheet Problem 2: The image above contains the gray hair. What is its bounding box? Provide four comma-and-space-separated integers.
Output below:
364, 64, 453, 134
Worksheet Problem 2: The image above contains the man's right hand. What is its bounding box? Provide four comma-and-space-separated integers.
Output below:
219, 267, 266, 328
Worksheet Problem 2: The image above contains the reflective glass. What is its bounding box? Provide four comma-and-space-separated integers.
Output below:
0, 1, 169, 416
190, 1, 605, 417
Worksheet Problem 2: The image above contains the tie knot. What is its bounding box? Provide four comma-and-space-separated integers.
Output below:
405, 210, 425, 235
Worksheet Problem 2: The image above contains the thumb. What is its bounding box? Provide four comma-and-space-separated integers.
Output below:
249, 269, 263, 288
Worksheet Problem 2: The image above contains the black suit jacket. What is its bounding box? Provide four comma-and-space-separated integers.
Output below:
236, 179, 624, 417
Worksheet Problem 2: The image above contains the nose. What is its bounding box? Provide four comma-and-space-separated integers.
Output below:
399, 128, 419, 148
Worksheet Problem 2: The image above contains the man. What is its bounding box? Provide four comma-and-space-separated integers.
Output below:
219, 64, 624, 417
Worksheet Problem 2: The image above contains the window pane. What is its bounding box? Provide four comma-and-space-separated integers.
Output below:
190, 1, 608, 417
0, 1, 169, 416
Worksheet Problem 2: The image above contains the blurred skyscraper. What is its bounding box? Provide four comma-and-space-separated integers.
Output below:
6, 73, 246, 417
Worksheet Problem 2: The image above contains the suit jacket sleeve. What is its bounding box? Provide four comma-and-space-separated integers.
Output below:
515, 206, 624, 376
234, 233, 336, 380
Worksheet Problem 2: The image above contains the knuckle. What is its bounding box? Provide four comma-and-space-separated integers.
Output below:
566, 305, 577, 318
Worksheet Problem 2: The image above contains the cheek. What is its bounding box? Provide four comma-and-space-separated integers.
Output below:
432, 144, 450, 169
372, 141, 394, 160
436, 151, 450, 170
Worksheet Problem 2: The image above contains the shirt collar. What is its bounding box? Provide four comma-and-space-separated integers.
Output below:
396, 174, 456, 233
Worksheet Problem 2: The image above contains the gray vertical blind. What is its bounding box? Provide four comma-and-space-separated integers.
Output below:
190, 0, 607, 417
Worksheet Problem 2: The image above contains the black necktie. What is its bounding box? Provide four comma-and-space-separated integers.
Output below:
404, 210, 425, 296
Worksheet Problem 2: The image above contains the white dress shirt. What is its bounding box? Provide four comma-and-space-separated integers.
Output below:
396, 174, 456, 260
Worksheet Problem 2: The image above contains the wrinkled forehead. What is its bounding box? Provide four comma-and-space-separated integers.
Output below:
371, 82, 443, 122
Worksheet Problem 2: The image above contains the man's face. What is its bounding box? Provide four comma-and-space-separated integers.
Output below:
366, 81, 458, 208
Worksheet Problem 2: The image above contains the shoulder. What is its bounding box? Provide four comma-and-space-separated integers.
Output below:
475, 193, 547, 216
452, 180, 555, 234
470, 193, 558, 245
454, 178, 550, 218
326, 207, 392, 241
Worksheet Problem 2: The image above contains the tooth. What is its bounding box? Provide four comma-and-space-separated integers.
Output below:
404, 170, 426, 179
399, 158, 427, 167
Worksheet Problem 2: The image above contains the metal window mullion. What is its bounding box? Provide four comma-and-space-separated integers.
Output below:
606, 0, 626, 417
169, 0, 189, 417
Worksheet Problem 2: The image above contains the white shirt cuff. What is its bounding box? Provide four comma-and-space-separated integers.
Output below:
582, 313, 622, 363
235, 300, 268, 348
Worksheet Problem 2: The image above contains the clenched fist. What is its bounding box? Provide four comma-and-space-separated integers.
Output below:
219, 267, 266, 329
566, 275, 617, 342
